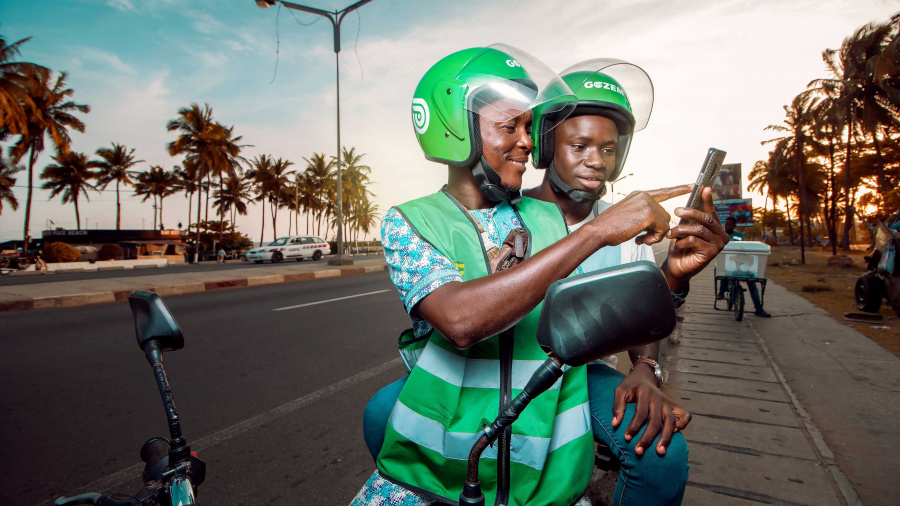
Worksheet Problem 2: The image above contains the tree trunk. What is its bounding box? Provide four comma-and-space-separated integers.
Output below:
840, 109, 854, 251
872, 128, 886, 207
116, 180, 121, 230
271, 199, 278, 240
160, 196, 165, 229
796, 137, 807, 263
260, 198, 266, 246
75, 198, 81, 231
194, 175, 203, 264
22, 145, 37, 250
828, 137, 837, 255
187, 190, 193, 234
787, 202, 795, 245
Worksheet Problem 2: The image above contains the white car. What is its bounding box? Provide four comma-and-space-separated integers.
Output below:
245, 235, 328, 263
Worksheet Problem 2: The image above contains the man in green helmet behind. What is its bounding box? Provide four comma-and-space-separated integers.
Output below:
525, 59, 729, 505
352, 45, 694, 506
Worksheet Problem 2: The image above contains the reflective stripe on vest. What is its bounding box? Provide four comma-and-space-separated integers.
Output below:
388, 400, 591, 470
416, 341, 570, 391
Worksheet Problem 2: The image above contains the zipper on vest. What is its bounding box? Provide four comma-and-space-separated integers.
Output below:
496, 328, 514, 506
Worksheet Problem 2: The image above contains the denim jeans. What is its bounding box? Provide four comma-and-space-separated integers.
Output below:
587, 363, 688, 506
363, 365, 689, 506
718, 279, 763, 310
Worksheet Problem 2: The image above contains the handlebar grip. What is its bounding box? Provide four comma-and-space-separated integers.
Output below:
97, 494, 141, 506
53, 493, 140, 506
54, 493, 102, 505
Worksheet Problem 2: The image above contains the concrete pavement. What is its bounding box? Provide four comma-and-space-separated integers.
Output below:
665, 265, 899, 505
0, 256, 388, 311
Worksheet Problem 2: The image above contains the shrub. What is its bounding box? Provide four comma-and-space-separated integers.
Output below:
43, 242, 82, 263
98, 243, 123, 261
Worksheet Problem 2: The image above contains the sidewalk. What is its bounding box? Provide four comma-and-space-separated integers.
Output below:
665, 266, 900, 505
0, 257, 388, 311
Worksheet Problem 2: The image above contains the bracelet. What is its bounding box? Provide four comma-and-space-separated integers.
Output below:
672, 282, 690, 308
631, 357, 662, 388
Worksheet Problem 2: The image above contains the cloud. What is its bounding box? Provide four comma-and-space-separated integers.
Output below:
78, 47, 137, 76
106, 0, 136, 12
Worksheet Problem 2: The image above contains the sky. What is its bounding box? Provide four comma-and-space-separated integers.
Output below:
1, 0, 898, 244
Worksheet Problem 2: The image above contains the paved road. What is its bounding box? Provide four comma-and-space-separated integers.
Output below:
0, 254, 383, 287
0, 272, 409, 506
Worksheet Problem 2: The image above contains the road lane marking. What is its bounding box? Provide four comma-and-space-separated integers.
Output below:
36, 357, 404, 506
272, 289, 391, 312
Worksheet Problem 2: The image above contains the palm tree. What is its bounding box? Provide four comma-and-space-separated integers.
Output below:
814, 19, 899, 248
41, 150, 99, 229
302, 153, 334, 239
133, 165, 178, 229
95, 143, 142, 230
213, 175, 252, 232
8, 68, 89, 249
0, 156, 23, 214
268, 158, 294, 239
247, 154, 275, 245
167, 104, 243, 257
338, 146, 374, 245
764, 92, 818, 262
0, 34, 46, 136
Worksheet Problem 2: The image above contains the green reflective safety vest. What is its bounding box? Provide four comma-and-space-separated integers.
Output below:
377, 188, 594, 506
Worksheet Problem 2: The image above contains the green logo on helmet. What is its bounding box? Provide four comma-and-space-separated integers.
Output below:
412, 98, 429, 134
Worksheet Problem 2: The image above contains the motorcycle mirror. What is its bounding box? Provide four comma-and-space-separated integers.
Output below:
536, 261, 676, 366
128, 290, 184, 352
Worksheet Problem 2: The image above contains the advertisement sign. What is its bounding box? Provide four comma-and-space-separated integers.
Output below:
712, 163, 742, 201
715, 198, 753, 226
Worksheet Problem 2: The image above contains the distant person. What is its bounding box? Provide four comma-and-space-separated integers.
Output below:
717, 216, 770, 317
216, 248, 225, 264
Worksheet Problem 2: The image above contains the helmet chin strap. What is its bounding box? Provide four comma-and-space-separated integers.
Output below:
471, 157, 522, 205
547, 162, 605, 203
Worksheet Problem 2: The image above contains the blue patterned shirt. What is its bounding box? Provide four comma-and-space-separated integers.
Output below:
381, 197, 523, 338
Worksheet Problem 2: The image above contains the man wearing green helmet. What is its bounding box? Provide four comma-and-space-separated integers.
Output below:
352, 46, 692, 506
525, 59, 730, 505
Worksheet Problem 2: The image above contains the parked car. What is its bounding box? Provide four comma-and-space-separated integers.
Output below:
244, 235, 328, 263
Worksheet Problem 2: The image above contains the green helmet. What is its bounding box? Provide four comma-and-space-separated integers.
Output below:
412, 44, 575, 202
532, 59, 653, 197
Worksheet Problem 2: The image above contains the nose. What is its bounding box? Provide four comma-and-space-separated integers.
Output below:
585, 148, 606, 173
516, 126, 533, 152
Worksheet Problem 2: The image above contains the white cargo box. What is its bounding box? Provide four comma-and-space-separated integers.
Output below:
715, 241, 771, 279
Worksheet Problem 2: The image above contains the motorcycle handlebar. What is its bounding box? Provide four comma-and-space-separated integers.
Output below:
54, 493, 140, 506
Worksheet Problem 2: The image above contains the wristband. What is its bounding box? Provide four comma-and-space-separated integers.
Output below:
672, 282, 690, 308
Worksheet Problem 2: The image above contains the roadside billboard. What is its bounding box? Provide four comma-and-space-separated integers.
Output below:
712, 163, 742, 201
715, 198, 753, 226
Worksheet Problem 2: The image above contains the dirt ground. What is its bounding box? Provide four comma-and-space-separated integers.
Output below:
763, 245, 900, 357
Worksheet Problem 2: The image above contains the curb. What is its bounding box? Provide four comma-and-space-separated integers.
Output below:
0, 264, 389, 312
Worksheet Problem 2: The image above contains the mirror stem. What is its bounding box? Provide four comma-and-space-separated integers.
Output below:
460, 355, 565, 506
145, 340, 191, 465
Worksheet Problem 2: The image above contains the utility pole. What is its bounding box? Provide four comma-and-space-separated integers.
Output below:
255, 0, 375, 265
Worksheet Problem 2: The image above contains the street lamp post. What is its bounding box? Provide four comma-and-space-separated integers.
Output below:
255, 0, 375, 265
608, 173, 633, 203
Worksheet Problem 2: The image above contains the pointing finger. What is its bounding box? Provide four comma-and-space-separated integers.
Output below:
647, 184, 694, 203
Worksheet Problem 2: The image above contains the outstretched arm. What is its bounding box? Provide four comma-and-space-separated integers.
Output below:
416, 185, 692, 349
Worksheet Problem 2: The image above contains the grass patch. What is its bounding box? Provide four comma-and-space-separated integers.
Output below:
766, 246, 900, 357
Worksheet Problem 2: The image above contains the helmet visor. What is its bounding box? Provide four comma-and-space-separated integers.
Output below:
561, 58, 653, 132
461, 44, 576, 128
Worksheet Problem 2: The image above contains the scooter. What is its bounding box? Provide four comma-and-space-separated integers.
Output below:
53, 291, 206, 506
458, 260, 677, 505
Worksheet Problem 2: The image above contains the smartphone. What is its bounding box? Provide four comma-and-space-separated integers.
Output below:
680, 147, 727, 224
